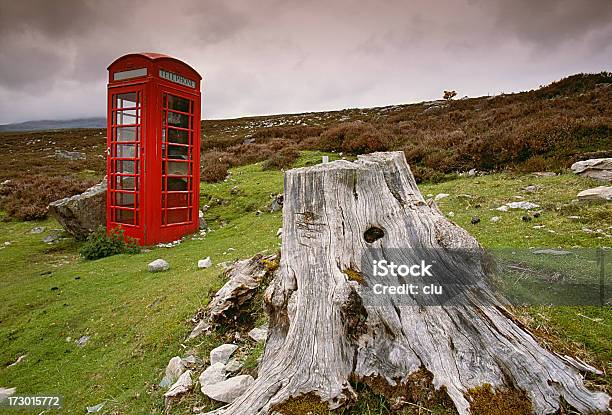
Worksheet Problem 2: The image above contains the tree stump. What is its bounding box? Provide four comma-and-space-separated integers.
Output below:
210, 152, 610, 414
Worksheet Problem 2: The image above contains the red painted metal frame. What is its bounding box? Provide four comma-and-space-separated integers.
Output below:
107, 53, 202, 245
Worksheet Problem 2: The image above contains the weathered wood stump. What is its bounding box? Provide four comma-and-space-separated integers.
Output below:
211, 152, 610, 414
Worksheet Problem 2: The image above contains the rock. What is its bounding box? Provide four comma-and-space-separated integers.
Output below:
75, 335, 90, 347
495, 205, 509, 212
210, 344, 238, 366
199, 210, 208, 230
468, 168, 477, 177
571, 158, 612, 182
522, 215, 532, 222
532, 172, 556, 177
198, 257, 213, 269
248, 326, 268, 343
160, 356, 186, 388
198, 362, 226, 387
86, 402, 105, 413
148, 259, 170, 273
533, 211, 541, 218
447, 211, 455, 217
225, 359, 243, 373
201, 375, 254, 403
48, 180, 106, 240
577, 186, 612, 202
434, 193, 449, 201
490, 216, 501, 223
423, 104, 447, 114
42, 232, 62, 244
243, 137, 256, 145
30, 226, 45, 234
533, 249, 572, 256
270, 194, 284, 212
8, 354, 26, 367
276, 228, 283, 237
470, 217, 480, 225
506, 201, 540, 210
55, 149, 86, 160
164, 370, 193, 401
524, 185, 539, 193
0, 387, 16, 401
181, 355, 197, 367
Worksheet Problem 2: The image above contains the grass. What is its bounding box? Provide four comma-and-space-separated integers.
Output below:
0, 151, 610, 414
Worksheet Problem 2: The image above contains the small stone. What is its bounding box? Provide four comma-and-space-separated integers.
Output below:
532, 211, 541, 218
160, 356, 186, 389
447, 211, 455, 217
198, 362, 226, 387
468, 168, 477, 177
148, 259, 170, 273
495, 205, 509, 212
198, 257, 212, 269
86, 402, 105, 413
533, 249, 572, 256
524, 185, 539, 193
270, 194, 284, 212
506, 201, 540, 210
225, 359, 243, 373
165, 370, 193, 401
201, 375, 254, 403
30, 226, 45, 234
490, 216, 501, 223
522, 215, 532, 222
181, 355, 197, 367
276, 228, 283, 237
248, 326, 268, 343
43, 233, 61, 244
471, 217, 480, 225
75, 335, 90, 347
210, 344, 239, 366
434, 193, 449, 201
0, 387, 16, 401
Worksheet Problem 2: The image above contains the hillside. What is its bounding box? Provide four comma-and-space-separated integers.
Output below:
0, 73, 610, 184
0, 117, 106, 132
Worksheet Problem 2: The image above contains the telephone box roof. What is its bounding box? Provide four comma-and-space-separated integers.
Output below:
108, 52, 202, 80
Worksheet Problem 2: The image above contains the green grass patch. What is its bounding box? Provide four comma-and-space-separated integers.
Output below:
0, 154, 609, 414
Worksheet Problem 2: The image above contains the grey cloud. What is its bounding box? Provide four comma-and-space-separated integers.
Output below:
0, 0, 611, 124
478, 0, 612, 48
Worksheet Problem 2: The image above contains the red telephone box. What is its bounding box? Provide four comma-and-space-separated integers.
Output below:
106, 53, 202, 245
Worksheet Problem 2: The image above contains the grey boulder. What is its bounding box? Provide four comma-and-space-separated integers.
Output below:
201, 375, 254, 403
248, 326, 268, 343
49, 180, 106, 240
55, 149, 86, 160
577, 186, 612, 202
148, 259, 170, 273
210, 344, 238, 365
160, 356, 185, 388
571, 158, 612, 182
198, 362, 226, 387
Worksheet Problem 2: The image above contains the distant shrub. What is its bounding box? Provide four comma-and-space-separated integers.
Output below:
80, 227, 140, 260
0, 175, 95, 221
318, 122, 393, 154
201, 152, 229, 183
262, 147, 299, 170
443, 90, 457, 100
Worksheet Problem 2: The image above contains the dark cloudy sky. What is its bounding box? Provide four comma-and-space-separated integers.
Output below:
1, 0, 611, 124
